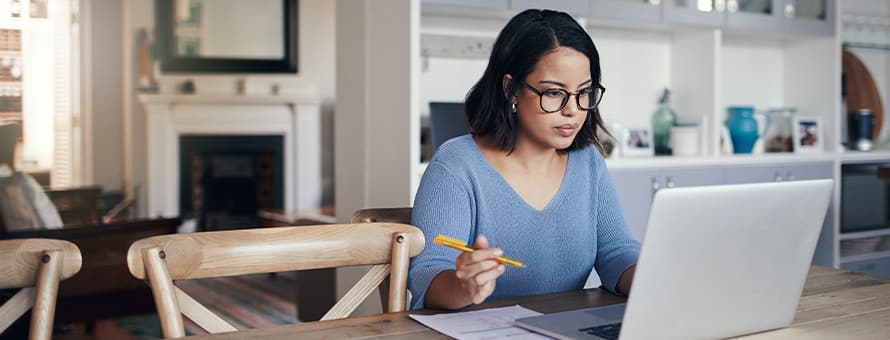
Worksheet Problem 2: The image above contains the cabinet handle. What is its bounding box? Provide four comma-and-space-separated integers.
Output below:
665, 176, 675, 188
774, 171, 783, 182
784, 3, 795, 18
727, 0, 738, 13
651, 177, 661, 193
786, 171, 795, 181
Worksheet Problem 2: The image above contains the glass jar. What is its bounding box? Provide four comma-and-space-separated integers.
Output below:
651, 89, 677, 156
763, 107, 796, 153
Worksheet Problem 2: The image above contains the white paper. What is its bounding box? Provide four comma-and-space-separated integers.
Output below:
409, 305, 551, 340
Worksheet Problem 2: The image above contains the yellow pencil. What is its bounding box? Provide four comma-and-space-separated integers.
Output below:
433, 234, 526, 268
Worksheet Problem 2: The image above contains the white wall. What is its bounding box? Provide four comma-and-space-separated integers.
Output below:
88, 0, 124, 191
124, 0, 337, 216
721, 38, 785, 110
335, 0, 419, 316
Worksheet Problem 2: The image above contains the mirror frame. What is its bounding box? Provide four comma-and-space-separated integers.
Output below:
156, 0, 298, 73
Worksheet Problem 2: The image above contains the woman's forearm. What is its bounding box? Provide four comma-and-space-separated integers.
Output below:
423, 270, 474, 310
617, 265, 636, 296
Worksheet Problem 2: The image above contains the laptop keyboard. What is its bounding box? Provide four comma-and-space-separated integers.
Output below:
578, 323, 622, 340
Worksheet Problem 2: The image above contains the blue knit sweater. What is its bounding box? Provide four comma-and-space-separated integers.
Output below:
409, 134, 641, 309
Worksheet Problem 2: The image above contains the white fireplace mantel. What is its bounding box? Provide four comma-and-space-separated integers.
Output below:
139, 93, 322, 218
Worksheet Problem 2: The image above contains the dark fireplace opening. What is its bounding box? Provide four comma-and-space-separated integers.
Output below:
180, 135, 284, 230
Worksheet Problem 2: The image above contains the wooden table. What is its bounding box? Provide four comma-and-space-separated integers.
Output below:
192, 266, 890, 339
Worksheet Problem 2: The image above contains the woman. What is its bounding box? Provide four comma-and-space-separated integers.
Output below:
409, 9, 640, 310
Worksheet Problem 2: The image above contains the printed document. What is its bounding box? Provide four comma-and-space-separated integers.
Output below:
409, 305, 550, 339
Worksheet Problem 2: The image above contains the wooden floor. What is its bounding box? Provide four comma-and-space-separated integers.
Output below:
45, 272, 298, 340
53, 322, 136, 340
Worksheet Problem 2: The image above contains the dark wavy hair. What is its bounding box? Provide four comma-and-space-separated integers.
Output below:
465, 9, 607, 154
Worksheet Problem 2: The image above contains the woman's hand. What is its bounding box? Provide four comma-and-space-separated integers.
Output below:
454, 234, 506, 304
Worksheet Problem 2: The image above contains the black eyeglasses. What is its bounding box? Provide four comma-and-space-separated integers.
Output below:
519, 80, 605, 113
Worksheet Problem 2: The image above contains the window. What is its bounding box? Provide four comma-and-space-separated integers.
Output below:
0, 0, 79, 187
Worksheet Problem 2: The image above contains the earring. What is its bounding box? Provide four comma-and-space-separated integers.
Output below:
511, 102, 517, 113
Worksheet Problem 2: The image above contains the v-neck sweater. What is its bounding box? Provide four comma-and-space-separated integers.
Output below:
409, 134, 641, 309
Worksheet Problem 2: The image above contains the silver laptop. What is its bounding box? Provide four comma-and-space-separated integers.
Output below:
515, 179, 833, 340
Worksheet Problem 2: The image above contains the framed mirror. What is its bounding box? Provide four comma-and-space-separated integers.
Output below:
156, 0, 298, 73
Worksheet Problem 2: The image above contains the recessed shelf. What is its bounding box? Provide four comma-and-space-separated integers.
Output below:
842, 42, 890, 51
838, 149, 890, 163
841, 250, 890, 264
841, 228, 890, 241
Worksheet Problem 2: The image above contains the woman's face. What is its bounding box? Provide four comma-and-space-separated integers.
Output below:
512, 46, 592, 151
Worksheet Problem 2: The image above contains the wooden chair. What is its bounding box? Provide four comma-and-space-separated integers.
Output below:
4, 218, 182, 325
351, 207, 413, 224
351, 207, 414, 308
126, 222, 425, 338
0, 238, 81, 340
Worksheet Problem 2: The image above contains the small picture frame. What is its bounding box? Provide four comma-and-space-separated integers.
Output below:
621, 127, 654, 157
793, 116, 823, 154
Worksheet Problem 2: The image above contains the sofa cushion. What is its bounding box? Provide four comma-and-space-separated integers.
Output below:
0, 172, 63, 231
0, 184, 40, 231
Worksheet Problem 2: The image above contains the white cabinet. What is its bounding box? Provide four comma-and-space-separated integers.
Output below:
610, 166, 724, 241
723, 162, 832, 184
610, 169, 657, 241
423, 0, 836, 36
611, 161, 835, 267
589, 0, 662, 23
725, 0, 784, 33
722, 162, 835, 266
782, 0, 835, 36
663, 0, 725, 27
512, 0, 590, 17
420, 0, 510, 10
724, 164, 788, 184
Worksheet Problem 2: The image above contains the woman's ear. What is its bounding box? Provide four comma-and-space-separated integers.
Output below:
502, 74, 514, 100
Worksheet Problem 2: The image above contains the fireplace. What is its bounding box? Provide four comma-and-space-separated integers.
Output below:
140, 93, 322, 218
180, 135, 284, 230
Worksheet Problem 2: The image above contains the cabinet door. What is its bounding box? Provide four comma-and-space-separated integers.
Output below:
609, 168, 658, 241
785, 162, 832, 181
663, 0, 726, 27
724, 164, 784, 184
512, 0, 590, 17
610, 167, 723, 242
590, 0, 662, 23
782, 0, 834, 36
786, 162, 835, 267
725, 0, 783, 33
660, 167, 725, 189
421, 0, 510, 10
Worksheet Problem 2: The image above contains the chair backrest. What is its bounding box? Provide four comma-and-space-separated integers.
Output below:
350, 207, 414, 309
0, 238, 81, 340
351, 207, 413, 224
126, 222, 425, 338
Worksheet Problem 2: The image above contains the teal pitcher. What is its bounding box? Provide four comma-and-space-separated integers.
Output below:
726, 106, 769, 154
